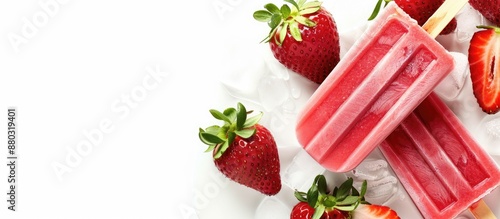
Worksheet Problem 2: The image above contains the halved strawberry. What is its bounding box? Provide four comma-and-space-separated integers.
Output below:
352, 204, 400, 219
199, 103, 282, 195
468, 26, 500, 114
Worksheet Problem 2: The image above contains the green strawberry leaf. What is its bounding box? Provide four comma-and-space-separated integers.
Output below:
226, 131, 236, 148
236, 103, 247, 130
280, 22, 289, 45
281, 4, 291, 18
312, 205, 325, 219
323, 195, 336, 207
265, 3, 280, 14
205, 125, 221, 135
295, 15, 315, 27
210, 109, 230, 123
269, 13, 282, 29
289, 21, 302, 41
199, 128, 212, 146
261, 27, 276, 43
204, 145, 215, 153
297, 0, 306, 7
243, 112, 262, 128
253, 10, 273, 22
200, 132, 225, 145
299, 7, 320, 15
235, 128, 256, 139
351, 186, 360, 197
360, 180, 368, 198
336, 178, 353, 201
294, 190, 308, 202
307, 184, 319, 208
335, 204, 357, 212
332, 186, 338, 197
315, 175, 327, 195
213, 141, 227, 159
302, 1, 321, 10
223, 108, 236, 121
336, 196, 359, 206
284, 0, 300, 10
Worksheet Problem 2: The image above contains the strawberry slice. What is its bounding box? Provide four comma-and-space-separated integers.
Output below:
468, 26, 500, 114
352, 204, 400, 219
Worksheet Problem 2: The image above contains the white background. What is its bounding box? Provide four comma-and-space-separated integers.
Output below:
2, 0, 496, 219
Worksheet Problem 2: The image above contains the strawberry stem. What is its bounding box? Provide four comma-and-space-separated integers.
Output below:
294, 175, 369, 219
254, 0, 322, 45
199, 102, 263, 159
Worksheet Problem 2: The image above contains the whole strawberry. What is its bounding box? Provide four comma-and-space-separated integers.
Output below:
290, 175, 400, 219
469, 0, 500, 26
253, 0, 340, 84
291, 175, 366, 219
468, 26, 500, 114
199, 102, 281, 195
369, 0, 457, 35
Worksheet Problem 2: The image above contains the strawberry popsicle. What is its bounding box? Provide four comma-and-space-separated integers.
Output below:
380, 93, 500, 218
295, 1, 462, 172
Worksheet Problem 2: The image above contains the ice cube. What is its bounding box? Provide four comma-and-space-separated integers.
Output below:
283, 150, 326, 191
254, 185, 296, 219
443, 77, 485, 129
437, 4, 487, 53
346, 159, 389, 181
347, 158, 399, 205
257, 75, 290, 112
474, 114, 500, 156
434, 52, 469, 101
219, 44, 267, 103
359, 176, 399, 204
455, 4, 486, 43
254, 196, 292, 219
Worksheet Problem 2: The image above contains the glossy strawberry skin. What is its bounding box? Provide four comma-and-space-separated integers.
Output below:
290, 202, 348, 219
353, 204, 400, 219
214, 124, 281, 195
394, 0, 457, 35
468, 27, 500, 114
270, 7, 340, 84
291, 202, 315, 219
469, 0, 500, 26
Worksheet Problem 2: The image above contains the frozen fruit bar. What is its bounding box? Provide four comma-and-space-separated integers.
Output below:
380, 93, 500, 218
295, 2, 455, 172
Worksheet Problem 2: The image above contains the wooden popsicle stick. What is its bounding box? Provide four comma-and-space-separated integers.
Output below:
469, 199, 497, 219
422, 0, 469, 38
